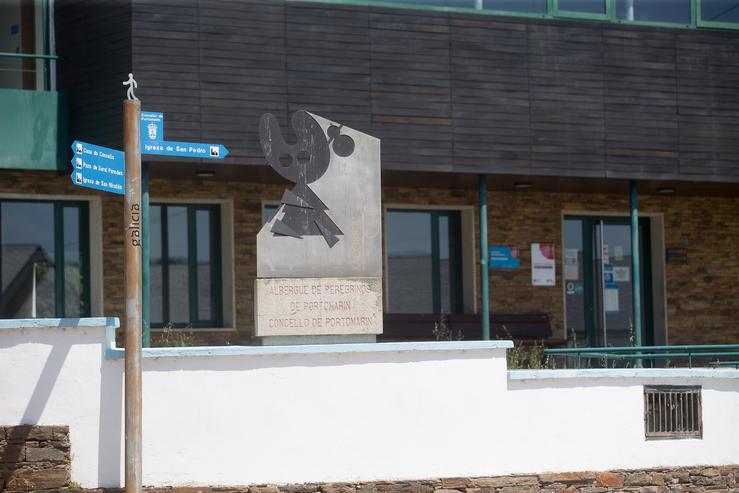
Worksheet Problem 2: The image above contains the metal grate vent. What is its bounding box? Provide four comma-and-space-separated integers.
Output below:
644, 385, 702, 440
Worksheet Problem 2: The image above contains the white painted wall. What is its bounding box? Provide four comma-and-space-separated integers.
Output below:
1, 319, 738, 489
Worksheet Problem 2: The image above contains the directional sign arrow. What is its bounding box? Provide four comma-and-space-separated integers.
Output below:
141, 140, 229, 159
70, 140, 125, 195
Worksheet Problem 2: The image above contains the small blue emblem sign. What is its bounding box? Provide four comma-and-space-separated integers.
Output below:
140, 111, 229, 159
141, 111, 163, 144
70, 141, 125, 195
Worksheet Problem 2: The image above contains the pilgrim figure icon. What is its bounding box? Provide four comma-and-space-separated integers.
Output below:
122, 73, 138, 101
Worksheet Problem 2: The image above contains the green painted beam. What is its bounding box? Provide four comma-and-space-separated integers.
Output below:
0, 89, 67, 171
479, 175, 490, 341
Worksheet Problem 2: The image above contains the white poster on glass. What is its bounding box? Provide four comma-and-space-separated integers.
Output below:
532, 243, 556, 286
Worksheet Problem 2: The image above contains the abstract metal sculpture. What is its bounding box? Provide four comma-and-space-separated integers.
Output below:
259, 110, 353, 247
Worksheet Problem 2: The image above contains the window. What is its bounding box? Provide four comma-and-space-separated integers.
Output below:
615, 0, 691, 24
699, 0, 739, 27
296, 0, 739, 31
263, 203, 279, 224
0, 0, 53, 90
484, 0, 547, 13
150, 203, 222, 328
386, 209, 463, 314
644, 385, 702, 440
0, 199, 90, 318
555, 0, 607, 17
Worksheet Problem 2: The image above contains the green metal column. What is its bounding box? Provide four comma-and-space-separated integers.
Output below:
630, 181, 642, 363
142, 162, 151, 348
479, 175, 490, 340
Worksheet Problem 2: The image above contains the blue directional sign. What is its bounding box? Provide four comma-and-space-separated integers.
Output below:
142, 140, 229, 159
70, 141, 125, 195
140, 111, 229, 159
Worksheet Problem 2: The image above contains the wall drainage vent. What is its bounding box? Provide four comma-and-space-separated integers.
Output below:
644, 385, 702, 440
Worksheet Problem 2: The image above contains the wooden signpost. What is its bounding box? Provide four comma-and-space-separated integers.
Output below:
123, 94, 142, 493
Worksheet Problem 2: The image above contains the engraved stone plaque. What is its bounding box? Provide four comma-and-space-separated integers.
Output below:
255, 277, 382, 337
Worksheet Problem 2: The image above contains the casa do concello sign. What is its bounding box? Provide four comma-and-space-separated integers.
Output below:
70, 112, 229, 194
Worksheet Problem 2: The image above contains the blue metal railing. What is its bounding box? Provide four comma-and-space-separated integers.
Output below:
544, 344, 739, 369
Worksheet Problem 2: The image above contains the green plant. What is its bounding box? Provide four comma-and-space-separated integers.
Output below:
68, 481, 83, 490
500, 326, 551, 369
156, 322, 197, 347
506, 340, 551, 369
432, 314, 463, 341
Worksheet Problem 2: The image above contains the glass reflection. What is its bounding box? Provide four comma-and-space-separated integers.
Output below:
702, 0, 739, 23
484, 0, 546, 13
167, 206, 189, 324
387, 211, 434, 313
0, 202, 55, 318
558, 0, 606, 14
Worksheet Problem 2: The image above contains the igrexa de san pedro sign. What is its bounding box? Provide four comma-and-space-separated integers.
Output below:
254, 111, 382, 338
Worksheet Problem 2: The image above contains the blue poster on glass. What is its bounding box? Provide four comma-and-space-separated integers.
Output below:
489, 246, 520, 269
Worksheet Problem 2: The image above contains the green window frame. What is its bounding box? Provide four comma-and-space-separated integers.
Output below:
0, 198, 91, 318
150, 203, 223, 329
386, 208, 464, 315
290, 0, 739, 31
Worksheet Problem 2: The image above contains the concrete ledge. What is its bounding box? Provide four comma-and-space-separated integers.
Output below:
510, 368, 739, 380
0, 317, 119, 330
105, 339, 514, 359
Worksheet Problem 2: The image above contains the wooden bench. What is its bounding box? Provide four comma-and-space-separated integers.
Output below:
380, 313, 565, 346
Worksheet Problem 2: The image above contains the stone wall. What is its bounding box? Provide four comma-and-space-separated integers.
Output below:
0, 422, 735, 493
66, 466, 738, 493
0, 425, 70, 492
2, 170, 739, 345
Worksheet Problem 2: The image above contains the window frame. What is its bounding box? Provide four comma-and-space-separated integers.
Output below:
150, 202, 223, 329
0, 198, 91, 318
384, 207, 465, 315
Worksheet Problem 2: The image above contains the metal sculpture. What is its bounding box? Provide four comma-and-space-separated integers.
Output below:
259, 110, 354, 247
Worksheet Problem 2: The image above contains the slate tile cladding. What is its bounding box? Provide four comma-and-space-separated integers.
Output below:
2, 170, 738, 346
0, 425, 71, 492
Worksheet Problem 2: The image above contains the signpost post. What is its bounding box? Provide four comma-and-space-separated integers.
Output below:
123, 98, 143, 493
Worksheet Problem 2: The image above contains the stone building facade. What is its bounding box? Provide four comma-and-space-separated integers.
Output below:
2, 171, 737, 346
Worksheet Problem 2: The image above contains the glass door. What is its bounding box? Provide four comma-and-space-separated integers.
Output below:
564, 216, 653, 348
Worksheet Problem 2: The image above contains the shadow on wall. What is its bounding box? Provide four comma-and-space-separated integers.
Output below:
0, 319, 123, 487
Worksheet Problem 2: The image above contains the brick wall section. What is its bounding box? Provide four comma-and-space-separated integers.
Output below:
2, 171, 738, 345
0, 425, 70, 492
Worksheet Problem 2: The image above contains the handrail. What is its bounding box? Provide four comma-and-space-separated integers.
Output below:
544, 344, 739, 369
545, 344, 739, 353
0, 52, 59, 60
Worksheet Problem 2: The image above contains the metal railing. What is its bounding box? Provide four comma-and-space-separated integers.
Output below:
0, 52, 59, 91
544, 344, 739, 369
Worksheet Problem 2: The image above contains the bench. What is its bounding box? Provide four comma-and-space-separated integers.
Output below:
380, 313, 565, 346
